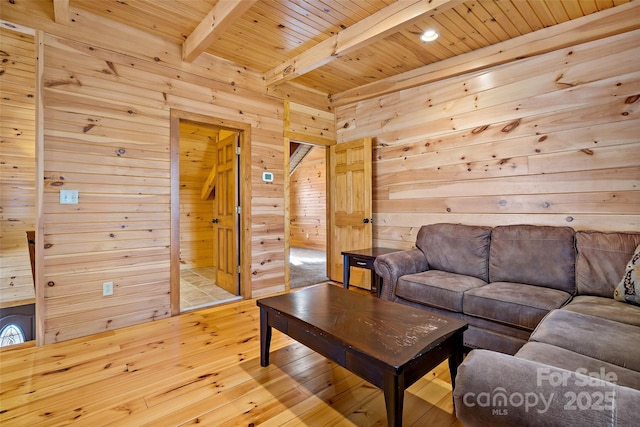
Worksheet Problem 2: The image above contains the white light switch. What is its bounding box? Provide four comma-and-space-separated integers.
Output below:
60, 190, 79, 204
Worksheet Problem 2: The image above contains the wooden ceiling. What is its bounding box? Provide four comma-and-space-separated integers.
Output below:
52, 0, 636, 105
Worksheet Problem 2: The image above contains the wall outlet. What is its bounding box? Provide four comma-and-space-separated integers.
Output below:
103, 281, 114, 296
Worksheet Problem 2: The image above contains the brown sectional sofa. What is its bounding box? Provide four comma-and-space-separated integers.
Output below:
373, 223, 640, 426
374, 223, 580, 354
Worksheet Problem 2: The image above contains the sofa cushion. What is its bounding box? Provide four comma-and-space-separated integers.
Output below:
575, 230, 640, 297
462, 325, 528, 355
415, 223, 492, 282
516, 341, 640, 390
563, 295, 640, 327
489, 225, 576, 293
463, 282, 572, 330
530, 309, 640, 372
395, 270, 486, 312
614, 244, 640, 306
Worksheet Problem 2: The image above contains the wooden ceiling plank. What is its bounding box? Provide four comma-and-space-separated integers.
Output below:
432, 13, 481, 53
444, 6, 492, 48
387, 31, 443, 66
249, 2, 328, 40
544, 0, 571, 23
480, 1, 524, 38
580, 0, 600, 15
73, 0, 202, 43
562, 0, 588, 19
264, 0, 464, 87
464, 1, 511, 41
371, 39, 429, 75
527, 1, 561, 28
337, 0, 394, 17
242, 6, 315, 47
511, 1, 545, 32
53, 0, 69, 25
145, 0, 213, 21
332, 1, 640, 106
182, 0, 258, 63
450, 3, 501, 45
425, 25, 468, 56
596, 0, 615, 8
314, 0, 369, 24
257, 0, 355, 44
496, 1, 536, 34
205, 14, 307, 71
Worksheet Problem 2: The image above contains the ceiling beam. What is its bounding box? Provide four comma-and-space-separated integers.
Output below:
264, 0, 462, 88
266, 81, 333, 112
332, 0, 640, 106
182, 0, 257, 63
52, 0, 69, 24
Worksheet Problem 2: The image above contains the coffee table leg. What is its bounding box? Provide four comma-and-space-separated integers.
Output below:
383, 372, 404, 427
449, 333, 465, 411
259, 308, 272, 367
448, 334, 464, 391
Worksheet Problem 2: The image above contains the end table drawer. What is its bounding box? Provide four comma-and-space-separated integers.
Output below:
349, 256, 374, 269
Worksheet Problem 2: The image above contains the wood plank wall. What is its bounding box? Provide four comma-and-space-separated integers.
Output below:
1, 5, 286, 343
286, 102, 335, 145
178, 121, 217, 270
337, 30, 640, 249
290, 146, 326, 251
0, 28, 36, 308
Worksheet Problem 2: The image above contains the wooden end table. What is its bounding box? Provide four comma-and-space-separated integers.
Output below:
342, 247, 399, 297
257, 284, 468, 427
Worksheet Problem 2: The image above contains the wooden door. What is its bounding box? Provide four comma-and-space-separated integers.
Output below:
214, 133, 239, 294
328, 137, 373, 286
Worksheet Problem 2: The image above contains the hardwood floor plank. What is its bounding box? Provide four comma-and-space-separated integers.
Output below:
0, 292, 458, 426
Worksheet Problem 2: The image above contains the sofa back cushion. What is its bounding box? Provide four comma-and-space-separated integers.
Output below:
416, 223, 492, 282
489, 225, 576, 293
575, 231, 640, 297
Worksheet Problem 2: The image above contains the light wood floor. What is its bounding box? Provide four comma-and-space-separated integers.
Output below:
0, 286, 463, 426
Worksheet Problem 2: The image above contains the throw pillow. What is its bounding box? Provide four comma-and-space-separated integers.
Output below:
614, 244, 640, 306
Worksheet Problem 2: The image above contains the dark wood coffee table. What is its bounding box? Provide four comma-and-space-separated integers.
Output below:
257, 284, 468, 426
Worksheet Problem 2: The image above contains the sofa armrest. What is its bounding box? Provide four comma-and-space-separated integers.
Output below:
454, 349, 639, 427
373, 248, 428, 301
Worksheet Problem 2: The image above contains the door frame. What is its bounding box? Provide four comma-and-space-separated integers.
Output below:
283, 103, 335, 290
169, 110, 251, 315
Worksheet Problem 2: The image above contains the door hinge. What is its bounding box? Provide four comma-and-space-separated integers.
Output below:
235, 147, 241, 155
236, 206, 241, 214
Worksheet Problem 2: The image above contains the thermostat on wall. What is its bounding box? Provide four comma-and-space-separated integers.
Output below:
262, 172, 274, 183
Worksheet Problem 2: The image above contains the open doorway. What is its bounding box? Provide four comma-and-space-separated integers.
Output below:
0, 26, 37, 347
289, 143, 329, 288
177, 120, 241, 311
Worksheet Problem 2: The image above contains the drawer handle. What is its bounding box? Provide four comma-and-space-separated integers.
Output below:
356, 261, 367, 266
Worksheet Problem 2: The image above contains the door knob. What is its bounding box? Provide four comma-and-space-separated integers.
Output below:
212, 218, 219, 224
363, 218, 370, 224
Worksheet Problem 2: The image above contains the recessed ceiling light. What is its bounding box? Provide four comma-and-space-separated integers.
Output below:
421, 29, 439, 42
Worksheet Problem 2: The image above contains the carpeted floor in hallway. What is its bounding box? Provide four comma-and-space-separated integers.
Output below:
290, 246, 330, 288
